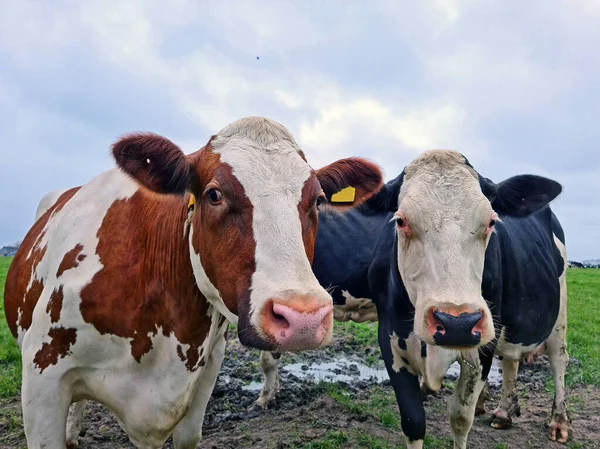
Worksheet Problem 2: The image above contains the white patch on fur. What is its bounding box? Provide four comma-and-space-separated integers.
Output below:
210, 117, 331, 336
390, 332, 419, 376
423, 344, 459, 391
496, 327, 540, 360
405, 439, 424, 449
333, 291, 377, 322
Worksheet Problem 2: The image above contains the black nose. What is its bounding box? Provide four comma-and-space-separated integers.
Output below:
432, 310, 482, 347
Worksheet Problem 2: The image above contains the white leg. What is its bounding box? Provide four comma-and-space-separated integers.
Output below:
404, 438, 424, 449
546, 235, 570, 443
255, 351, 280, 409
447, 354, 485, 449
172, 334, 226, 449
22, 367, 72, 448
66, 400, 87, 448
475, 381, 489, 416
491, 358, 520, 429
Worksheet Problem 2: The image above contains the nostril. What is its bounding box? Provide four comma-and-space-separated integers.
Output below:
270, 305, 290, 330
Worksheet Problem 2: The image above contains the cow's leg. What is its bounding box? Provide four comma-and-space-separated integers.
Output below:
447, 352, 485, 449
475, 381, 489, 416
491, 357, 520, 429
379, 326, 425, 449
255, 351, 280, 409
172, 333, 226, 449
21, 368, 72, 448
66, 400, 87, 448
545, 240, 570, 443
475, 346, 496, 417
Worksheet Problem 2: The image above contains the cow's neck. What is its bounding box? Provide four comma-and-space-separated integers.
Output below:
313, 205, 392, 302
138, 193, 197, 288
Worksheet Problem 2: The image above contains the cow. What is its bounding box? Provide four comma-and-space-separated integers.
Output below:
256, 150, 568, 448
3, 116, 383, 449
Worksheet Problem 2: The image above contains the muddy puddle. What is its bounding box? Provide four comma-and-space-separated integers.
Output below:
224, 354, 503, 392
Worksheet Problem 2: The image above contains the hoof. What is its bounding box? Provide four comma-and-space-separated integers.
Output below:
548, 418, 570, 444
490, 410, 513, 429
250, 397, 276, 411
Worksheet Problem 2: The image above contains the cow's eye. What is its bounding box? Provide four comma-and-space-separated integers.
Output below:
316, 194, 326, 207
395, 216, 405, 227
207, 188, 223, 205
489, 219, 497, 228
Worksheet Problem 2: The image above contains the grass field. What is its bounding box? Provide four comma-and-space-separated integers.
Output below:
0, 257, 20, 398
0, 257, 599, 448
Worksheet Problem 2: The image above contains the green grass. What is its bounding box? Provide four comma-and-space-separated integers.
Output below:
0, 257, 21, 398
301, 430, 349, 449
321, 383, 400, 429
563, 268, 600, 387
334, 321, 379, 349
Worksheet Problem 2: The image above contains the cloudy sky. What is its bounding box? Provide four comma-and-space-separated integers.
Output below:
1, 0, 598, 260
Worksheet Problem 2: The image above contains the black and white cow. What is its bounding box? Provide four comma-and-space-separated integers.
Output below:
258, 150, 568, 449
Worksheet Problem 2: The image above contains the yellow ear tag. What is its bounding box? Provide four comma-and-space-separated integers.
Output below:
187, 194, 196, 212
330, 186, 356, 203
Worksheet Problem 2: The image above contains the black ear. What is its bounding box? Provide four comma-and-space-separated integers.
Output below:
481, 174, 562, 217
362, 171, 405, 213
112, 133, 192, 195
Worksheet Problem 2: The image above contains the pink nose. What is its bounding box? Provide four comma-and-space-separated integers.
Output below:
263, 298, 333, 351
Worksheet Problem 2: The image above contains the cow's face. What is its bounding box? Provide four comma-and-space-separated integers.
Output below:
113, 117, 383, 352
375, 150, 562, 349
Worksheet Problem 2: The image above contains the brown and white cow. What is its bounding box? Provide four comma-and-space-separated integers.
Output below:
3, 116, 383, 449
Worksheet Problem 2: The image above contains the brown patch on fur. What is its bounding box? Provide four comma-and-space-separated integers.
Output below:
316, 157, 383, 208
297, 175, 321, 264
33, 327, 77, 373
46, 285, 64, 323
4, 187, 80, 338
19, 279, 45, 331
189, 149, 256, 317
79, 190, 211, 371
56, 244, 85, 278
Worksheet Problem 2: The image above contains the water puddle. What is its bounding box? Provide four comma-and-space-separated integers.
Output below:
235, 356, 503, 390
282, 357, 389, 384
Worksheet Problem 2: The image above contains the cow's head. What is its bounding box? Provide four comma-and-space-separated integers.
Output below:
372, 150, 561, 349
113, 117, 382, 352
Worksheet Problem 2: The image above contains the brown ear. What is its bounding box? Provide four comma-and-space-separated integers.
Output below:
112, 133, 192, 195
316, 157, 384, 208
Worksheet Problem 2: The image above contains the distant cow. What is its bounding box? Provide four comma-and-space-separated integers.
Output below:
3, 117, 383, 449
258, 150, 568, 448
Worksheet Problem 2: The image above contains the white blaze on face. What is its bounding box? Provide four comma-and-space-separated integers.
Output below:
203, 117, 330, 332
395, 150, 495, 346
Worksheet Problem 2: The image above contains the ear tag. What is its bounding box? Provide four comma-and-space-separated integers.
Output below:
187, 194, 196, 212
184, 194, 195, 237
330, 186, 356, 203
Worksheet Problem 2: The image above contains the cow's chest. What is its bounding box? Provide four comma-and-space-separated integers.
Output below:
73, 313, 227, 444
